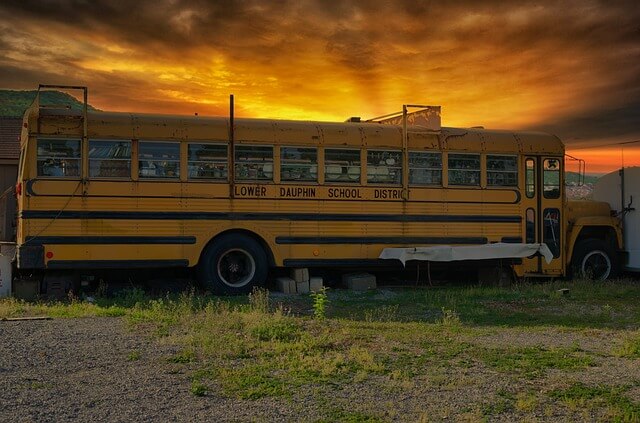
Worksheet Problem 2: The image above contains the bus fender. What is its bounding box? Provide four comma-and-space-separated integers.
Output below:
566, 216, 623, 263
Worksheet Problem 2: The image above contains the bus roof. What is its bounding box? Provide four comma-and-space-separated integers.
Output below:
34, 108, 565, 155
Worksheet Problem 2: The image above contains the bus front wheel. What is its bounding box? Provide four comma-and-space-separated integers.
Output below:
571, 238, 619, 281
198, 233, 268, 295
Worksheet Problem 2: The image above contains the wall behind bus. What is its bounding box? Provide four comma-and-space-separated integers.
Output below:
0, 117, 20, 241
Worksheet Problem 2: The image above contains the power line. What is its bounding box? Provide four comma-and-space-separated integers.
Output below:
567, 139, 640, 150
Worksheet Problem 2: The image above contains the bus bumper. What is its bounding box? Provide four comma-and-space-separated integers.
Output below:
17, 245, 44, 269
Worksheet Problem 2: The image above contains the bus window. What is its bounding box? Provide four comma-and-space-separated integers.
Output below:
409, 152, 442, 186
281, 147, 318, 182
487, 155, 518, 187
188, 143, 228, 180
543, 208, 560, 257
37, 138, 81, 177
235, 146, 273, 181
138, 141, 180, 179
543, 158, 560, 199
325, 148, 360, 183
367, 150, 402, 185
525, 158, 535, 198
89, 140, 131, 178
526, 208, 535, 243
448, 153, 480, 186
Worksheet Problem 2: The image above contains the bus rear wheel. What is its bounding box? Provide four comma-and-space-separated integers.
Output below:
571, 238, 619, 281
198, 233, 268, 295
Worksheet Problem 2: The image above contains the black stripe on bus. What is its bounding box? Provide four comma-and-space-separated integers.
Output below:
21, 210, 522, 223
276, 236, 487, 245
283, 259, 393, 268
24, 236, 196, 246
501, 237, 523, 243
46, 259, 190, 269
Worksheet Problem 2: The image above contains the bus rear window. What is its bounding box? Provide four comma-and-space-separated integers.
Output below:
37, 138, 81, 177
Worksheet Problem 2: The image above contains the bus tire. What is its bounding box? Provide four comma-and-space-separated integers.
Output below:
571, 238, 619, 281
197, 233, 268, 295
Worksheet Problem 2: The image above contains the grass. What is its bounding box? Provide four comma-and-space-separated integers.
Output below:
127, 350, 141, 361
614, 331, 640, 358
479, 345, 595, 379
1, 278, 639, 421
550, 382, 640, 422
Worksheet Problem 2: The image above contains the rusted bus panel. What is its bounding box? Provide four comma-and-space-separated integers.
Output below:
316, 121, 365, 147
87, 113, 136, 139
35, 110, 84, 137
518, 131, 564, 154
407, 131, 440, 150
357, 123, 402, 149
483, 132, 526, 153
235, 118, 276, 144
443, 128, 564, 155
270, 120, 322, 144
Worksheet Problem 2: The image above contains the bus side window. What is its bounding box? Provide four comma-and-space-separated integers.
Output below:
543, 158, 561, 199
448, 153, 480, 186
409, 152, 442, 186
281, 147, 317, 182
235, 146, 273, 181
188, 143, 228, 180
487, 155, 518, 187
138, 141, 180, 179
325, 148, 360, 183
37, 138, 81, 177
89, 140, 132, 178
367, 150, 402, 185
525, 158, 535, 198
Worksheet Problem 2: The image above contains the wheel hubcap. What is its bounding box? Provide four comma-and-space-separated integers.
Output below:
581, 250, 611, 281
217, 248, 256, 287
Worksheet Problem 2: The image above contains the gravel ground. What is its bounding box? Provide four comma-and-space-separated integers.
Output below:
1, 317, 638, 422
0, 317, 299, 423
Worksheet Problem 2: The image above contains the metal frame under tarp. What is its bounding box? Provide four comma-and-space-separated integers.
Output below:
379, 243, 553, 266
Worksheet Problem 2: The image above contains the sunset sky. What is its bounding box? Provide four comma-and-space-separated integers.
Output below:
0, 0, 638, 173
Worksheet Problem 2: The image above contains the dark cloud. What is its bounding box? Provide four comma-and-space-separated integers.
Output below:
529, 100, 640, 146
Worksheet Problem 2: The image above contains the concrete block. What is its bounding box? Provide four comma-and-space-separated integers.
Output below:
296, 281, 310, 294
343, 273, 376, 290
276, 277, 296, 294
290, 268, 309, 283
309, 277, 324, 292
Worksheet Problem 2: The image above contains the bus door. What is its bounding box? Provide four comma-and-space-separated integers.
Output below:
521, 156, 565, 276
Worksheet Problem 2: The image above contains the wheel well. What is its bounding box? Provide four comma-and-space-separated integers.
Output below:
574, 226, 618, 249
200, 229, 275, 267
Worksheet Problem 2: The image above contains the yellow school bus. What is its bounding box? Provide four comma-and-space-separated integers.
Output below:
15, 86, 623, 294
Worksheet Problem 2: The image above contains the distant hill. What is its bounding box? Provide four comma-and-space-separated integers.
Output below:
0, 90, 98, 117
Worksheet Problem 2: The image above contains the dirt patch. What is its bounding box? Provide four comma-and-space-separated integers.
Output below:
0, 317, 303, 422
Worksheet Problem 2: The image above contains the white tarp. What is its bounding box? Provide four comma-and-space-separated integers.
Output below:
379, 243, 554, 266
